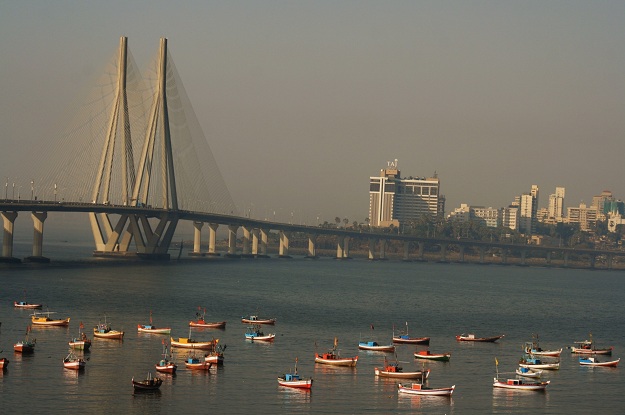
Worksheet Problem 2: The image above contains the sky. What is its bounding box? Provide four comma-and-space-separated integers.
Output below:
2, 0, 625, 227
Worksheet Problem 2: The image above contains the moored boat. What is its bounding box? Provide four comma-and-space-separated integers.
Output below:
93, 316, 124, 339
189, 307, 226, 328
456, 333, 504, 342
516, 367, 543, 378
397, 382, 455, 396
14, 326, 36, 353
171, 328, 219, 349
493, 377, 550, 391
358, 341, 395, 352
579, 356, 620, 367
155, 341, 177, 374
245, 325, 276, 342
392, 322, 430, 345
523, 334, 562, 357
241, 315, 276, 325
31, 311, 70, 326
138, 311, 171, 334
278, 358, 312, 389
374, 358, 430, 380
414, 350, 451, 362
204, 344, 226, 365
315, 337, 358, 367
184, 353, 213, 370
132, 372, 163, 391
570, 334, 613, 355
518, 357, 560, 370
0, 357, 9, 369
69, 322, 91, 351
63, 350, 86, 370
14, 301, 42, 309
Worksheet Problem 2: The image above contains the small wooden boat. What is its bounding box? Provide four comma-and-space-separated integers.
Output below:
241, 315, 276, 325
204, 344, 226, 365
523, 334, 562, 357
398, 382, 455, 396
456, 333, 504, 342
138, 312, 171, 334
414, 350, 451, 362
155, 341, 177, 374
358, 341, 395, 352
315, 338, 358, 367
132, 372, 163, 391
93, 316, 124, 339
493, 377, 550, 391
516, 367, 543, 378
278, 358, 312, 389
374, 358, 430, 380
171, 328, 219, 349
184, 353, 213, 370
392, 322, 430, 345
245, 325, 276, 342
69, 322, 91, 351
14, 326, 36, 353
189, 307, 226, 328
0, 357, 9, 370
579, 356, 620, 367
570, 334, 613, 355
31, 311, 70, 326
14, 301, 42, 309
518, 357, 560, 370
63, 350, 86, 370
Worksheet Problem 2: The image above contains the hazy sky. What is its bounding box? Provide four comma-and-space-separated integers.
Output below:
2, 1, 625, 226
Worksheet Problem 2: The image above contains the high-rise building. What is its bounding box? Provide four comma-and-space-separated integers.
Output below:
369, 159, 444, 227
519, 185, 539, 234
592, 190, 613, 221
547, 187, 565, 220
501, 206, 519, 231
567, 203, 598, 231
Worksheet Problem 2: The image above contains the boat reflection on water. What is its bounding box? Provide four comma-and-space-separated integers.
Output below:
397, 393, 455, 411
278, 385, 312, 405
492, 386, 550, 410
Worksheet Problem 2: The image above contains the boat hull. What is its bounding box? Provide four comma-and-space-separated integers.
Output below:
69, 340, 91, 351
526, 348, 562, 357
456, 334, 504, 342
375, 367, 430, 380
204, 353, 225, 365
414, 351, 451, 362
314, 354, 358, 367
397, 383, 455, 396
493, 378, 549, 390
93, 329, 124, 339
31, 317, 70, 326
14, 302, 42, 309
63, 360, 86, 370
245, 334, 275, 342
241, 317, 276, 325
132, 377, 163, 391
14, 342, 35, 353
358, 343, 395, 352
278, 378, 312, 389
185, 361, 213, 370
519, 362, 560, 370
138, 325, 171, 335
170, 337, 216, 349
0, 358, 9, 369
570, 347, 613, 355
155, 362, 177, 374
393, 336, 430, 345
516, 368, 543, 378
579, 358, 620, 367
189, 320, 226, 328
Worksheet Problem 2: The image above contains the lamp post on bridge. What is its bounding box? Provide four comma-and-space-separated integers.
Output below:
4, 177, 7, 200
30, 180, 34, 201
54, 183, 57, 203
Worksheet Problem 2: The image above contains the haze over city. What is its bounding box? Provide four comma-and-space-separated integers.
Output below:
2, 1, 625, 228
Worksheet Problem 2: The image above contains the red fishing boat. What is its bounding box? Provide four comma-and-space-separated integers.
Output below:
414, 350, 451, 362
155, 340, 177, 374
278, 358, 312, 389
578, 356, 620, 367
0, 357, 9, 369
14, 326, 36, 353
570, 334, 613, 355
241, 315, 276, 325
374, 357, 430, 380
189, 307, 226, 328
63, 350, 86, 370
315, 338, 358, 367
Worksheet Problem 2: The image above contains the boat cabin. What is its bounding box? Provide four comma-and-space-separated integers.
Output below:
361, 341, 379, 347
283, 373, 300, 381
506, 379, 523, 385
384, 363, 402, 373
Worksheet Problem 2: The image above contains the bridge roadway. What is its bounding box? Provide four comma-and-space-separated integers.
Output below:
1, 199, 624, 268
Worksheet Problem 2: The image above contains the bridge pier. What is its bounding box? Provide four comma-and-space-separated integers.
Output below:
458, 245, 465, 263
417, 241, 425, 261
207, 223, 219, 255
368, 238, 377, 260
190, 221, 205, 256
479, 247, 485, 263
25, 211, 50, 263
379, 239, 387, 260
520, 249, 527, 266
1, 211, 20, 263
242, 226, 252, 257
403, 241, 410, 261
439, 244, 447, 263
260, 229, 269, 257
343, 236, 351, 259
279, 230, 291, 258
226, 225, 239, 257
306, 234, 318, 259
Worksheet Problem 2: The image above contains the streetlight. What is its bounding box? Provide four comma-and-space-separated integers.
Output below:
4, 177, 7, 200
12, 182, 15, 199
54, 183, 57, 202
30, 180, 34, 201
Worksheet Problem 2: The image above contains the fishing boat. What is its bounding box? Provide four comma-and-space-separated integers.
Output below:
374, 358, 430, 380
523, 334, 562, 357
204, 344, 226, 365
63, 349, 86, 370
358, 341, 395, 352
14, 326, 36, 353
516, 367, 543, 378
278, 358, 313, 389
245, 325, 276, 342
155, 341, 177, 374
414, 350, 451, 362
184, 353, 213, 370
570, 334, 613, 355
171, 328, 219, 349
13, 291, 42, 309
578, 356, 620, 367
493, 377, 550, 391
392, 322, 430, 345
518, 357, 560, 370
31, 311, 70, 326
397, 382, 455, 396
132, 372, 163, 391
189, 307, 226, 328
456, 333, 504, 342
241, 315, 276, 325
69, 322, 91, 351
138, 311, 171, 334
315, 337, 358, 367
93, 316, 124, 339
0, 357, 9, 369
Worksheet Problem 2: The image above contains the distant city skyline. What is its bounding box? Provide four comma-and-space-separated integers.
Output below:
2, 1, 625, 226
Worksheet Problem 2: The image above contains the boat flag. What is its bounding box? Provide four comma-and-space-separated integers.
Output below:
79, 322, 84, 329
495, 357, 499, 366
334, 337, 338, 348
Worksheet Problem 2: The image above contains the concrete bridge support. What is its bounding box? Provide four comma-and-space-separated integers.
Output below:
227, 225, 238, 257
458, 245, 465, 263
418, 242, 425, 261
343, 236, 350, 258
368, 238, 377, 260
520, 249, 527, 266
242, 226, 252, 256
208, 223, 219, 255
1, 211, 19, 262
307, 234, 317, 258
260, 229, 269, 257
251, 228, 259, 256
26, 211, 49, 262
403, 241, 410, 261
379, 239, 387, 260
479, 247, 485, 263
192, 221, 203, 255
439, 244, 447, 262
279, 230, 291, 258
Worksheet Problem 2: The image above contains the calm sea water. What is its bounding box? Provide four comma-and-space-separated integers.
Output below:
1, 241, 624, 414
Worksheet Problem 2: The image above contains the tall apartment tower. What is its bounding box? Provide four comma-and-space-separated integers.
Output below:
519, 185, 539, 234
548, 187, 565, 220
369, 160, 443, 227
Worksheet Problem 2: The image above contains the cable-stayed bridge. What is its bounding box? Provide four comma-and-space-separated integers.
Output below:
0, 37, 623, 269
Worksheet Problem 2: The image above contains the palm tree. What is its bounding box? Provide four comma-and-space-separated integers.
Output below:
343, 218, 349, 228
